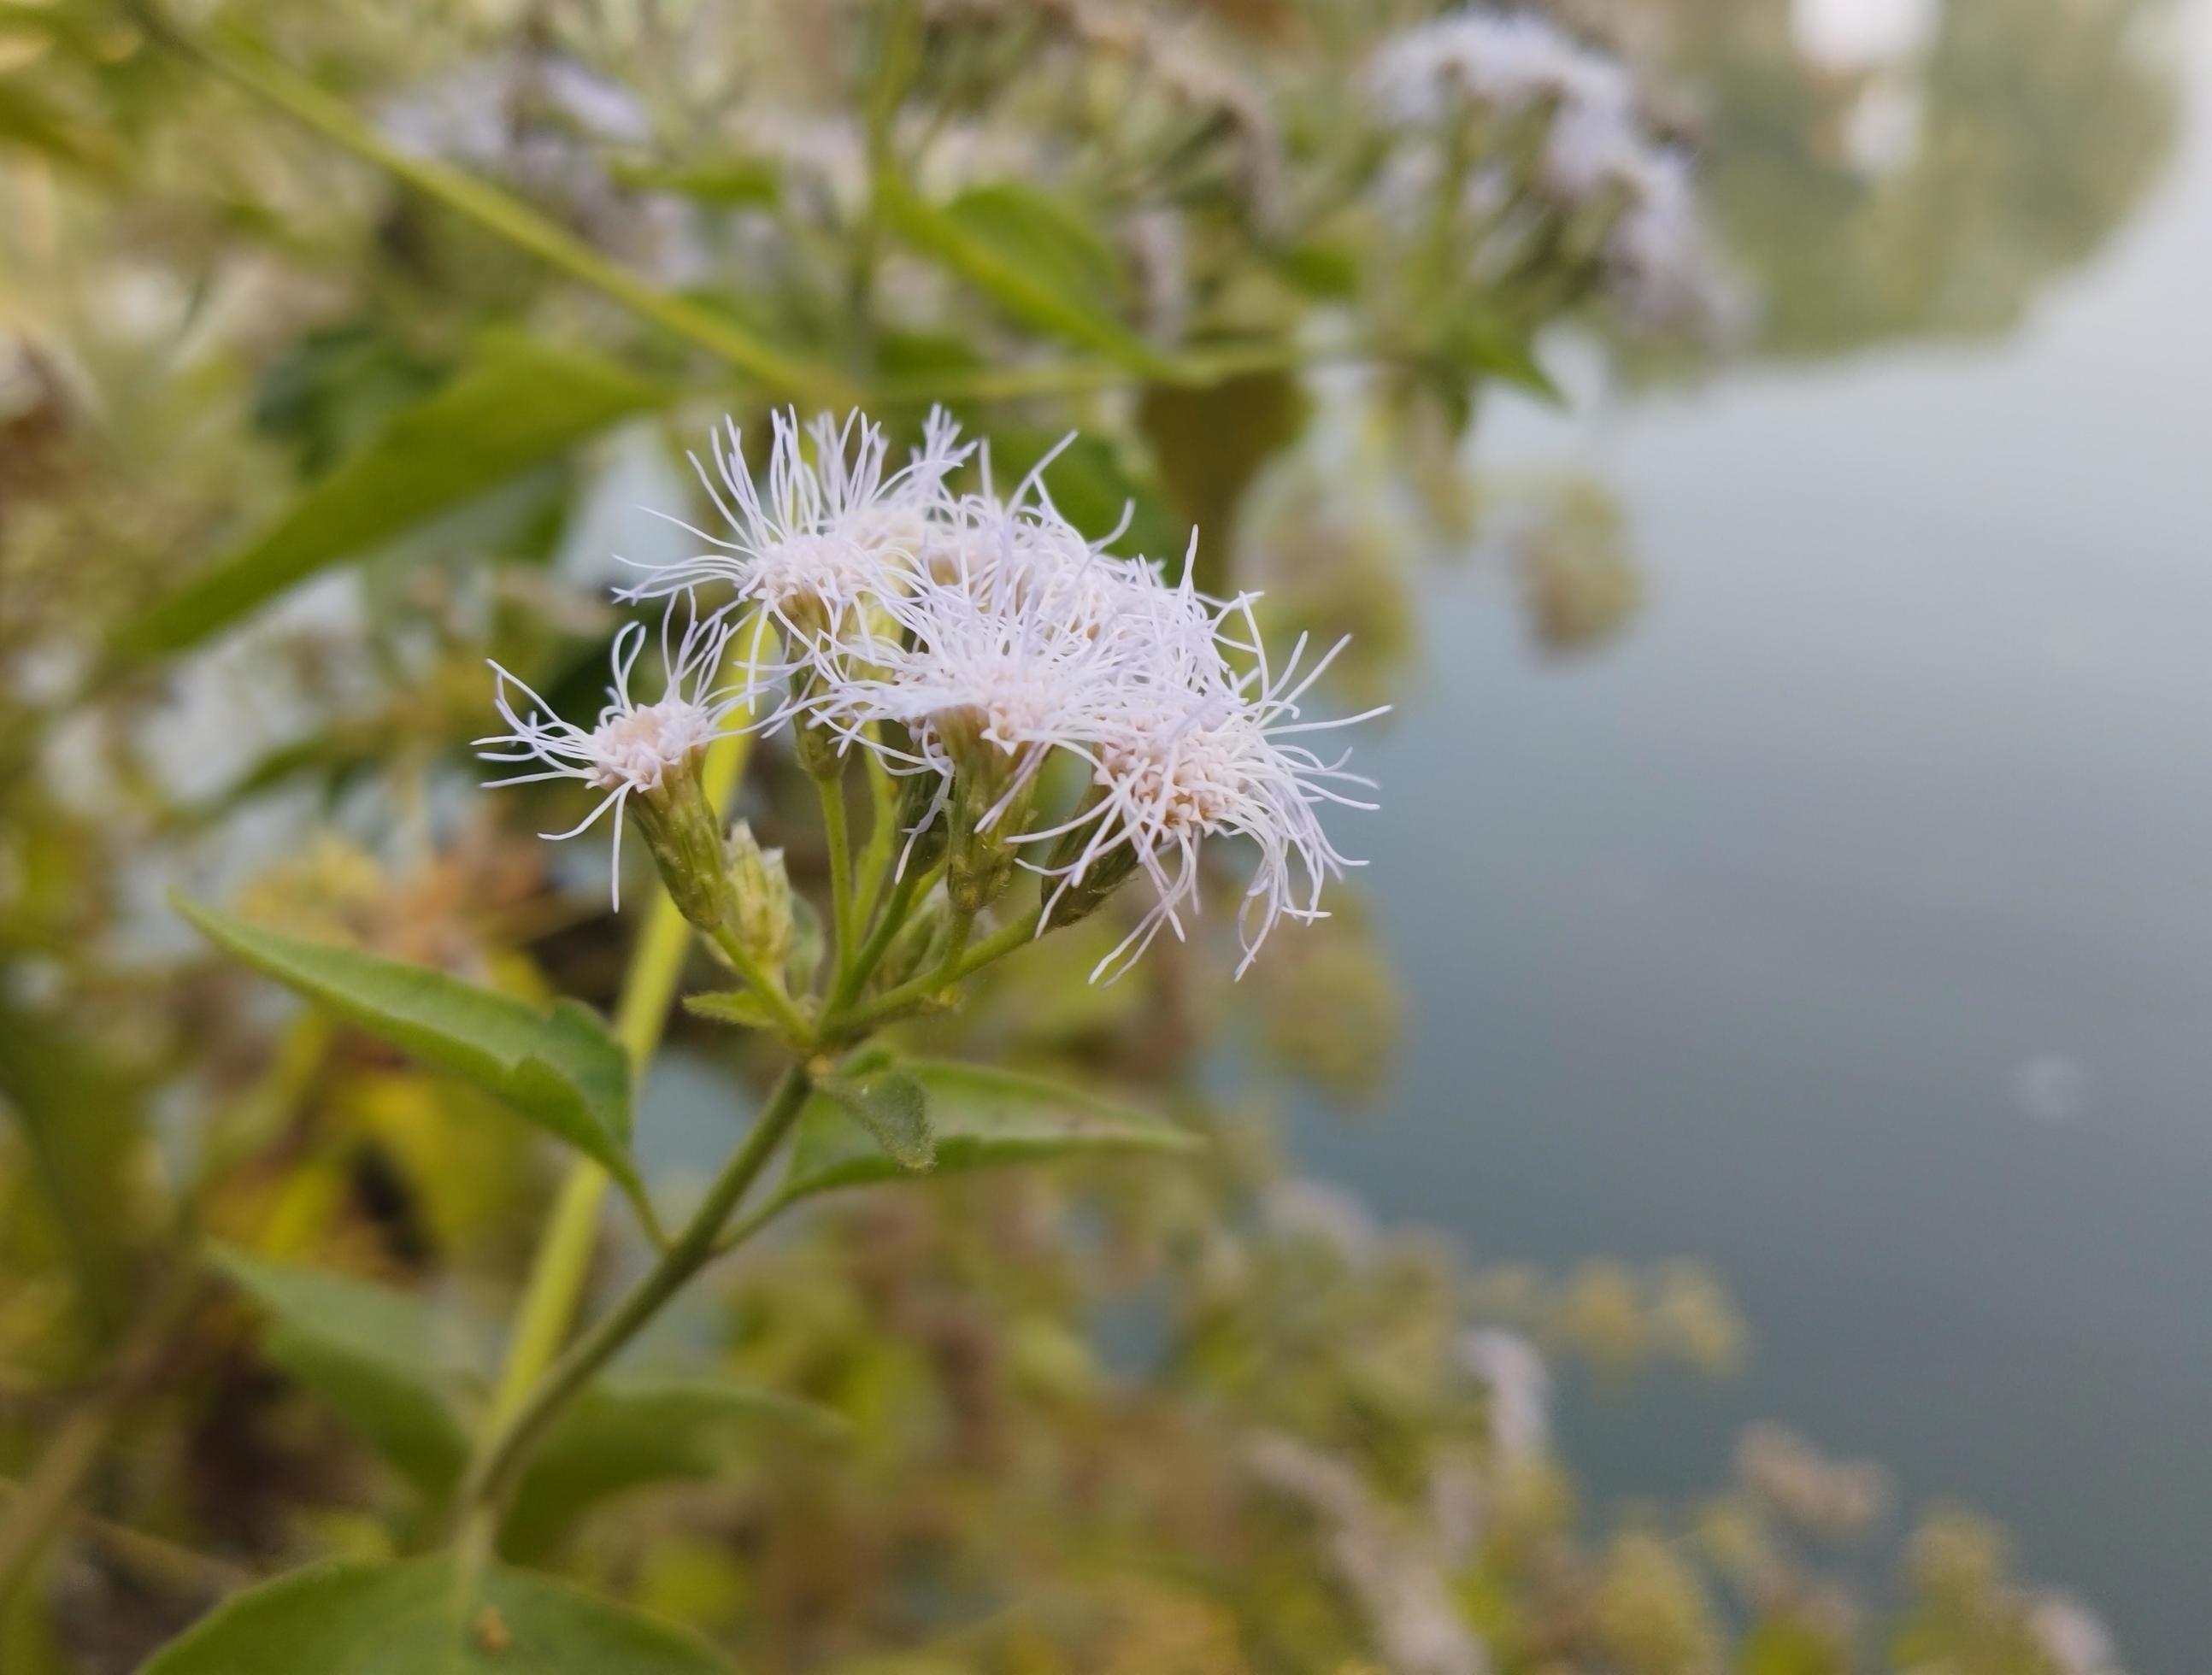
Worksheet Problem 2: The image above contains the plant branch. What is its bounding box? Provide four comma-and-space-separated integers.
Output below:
483, 720, 759, 1431
707, 920, 815, 1044
839, 904, 1043, 1033
452, 1065, 815, 1547
0, 1271, 205, 1610
826, 862, 931, 1019
815, 772, 857, 987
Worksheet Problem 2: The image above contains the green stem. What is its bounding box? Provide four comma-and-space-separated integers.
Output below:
708, 921, 815, 1045
815, 772, 857, 985
483, 714, 761, 1432
853, 733, 900, 926
839, 905, 1042, 1033
825, 862, 929, 1019
452, 1066, 815, 1544
136, 7, 853, 403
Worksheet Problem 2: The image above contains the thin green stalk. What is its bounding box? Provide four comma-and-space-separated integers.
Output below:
825, 861, 931, 1020
136, 6, 853, 403
0, 1270, 205, 1610
853, 733, 900, 926
453, 1066, 815, 1546
0, 1400, 124, 1611
0, 1477, 256, 1599
815, 772, 857, 984
840, 905, 1043, 1033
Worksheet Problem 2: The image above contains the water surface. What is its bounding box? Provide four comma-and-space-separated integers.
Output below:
1296, 6, 2212, 1665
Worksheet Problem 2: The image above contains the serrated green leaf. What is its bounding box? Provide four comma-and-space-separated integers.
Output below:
683, 990, 780, 1031
505, 1377, 845, 1556
113, 334, 669, 657
775, 1061, 1197, 1206
175, 896, 647, 1214
209, 1246, 479, 1497
141, 1555, 738, 1674
819, 1067, 933, 1172
881, 178, 1172, 374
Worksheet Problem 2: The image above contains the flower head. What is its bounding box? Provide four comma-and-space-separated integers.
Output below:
477, 598, 762, 910
620, 407, 972, 664
497, 409, 1382, 982
1026, 597, 1386, 981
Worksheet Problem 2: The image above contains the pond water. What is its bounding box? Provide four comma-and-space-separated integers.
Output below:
1292, 4, 2212, 1666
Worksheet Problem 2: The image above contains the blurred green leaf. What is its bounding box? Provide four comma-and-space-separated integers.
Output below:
174, 896, 649, 1215
819, 1064, 933, 1172
774, 1060, 1197, 1205
113, 334, 668, 657
1273, 239, 1362, 301
505, 1377, 845, 1555
209, 1245, 478, 1497
1138, 369, 1310, 592
614, 156, 780, 207
0, 77, 121, 177
1447, 314, 1562, 403
140, 1555, 738, 1673
0, 1002, 152, 1341
881, 178, 1172, 373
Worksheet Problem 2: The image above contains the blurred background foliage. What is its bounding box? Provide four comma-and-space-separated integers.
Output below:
0, 0, 2180, 1668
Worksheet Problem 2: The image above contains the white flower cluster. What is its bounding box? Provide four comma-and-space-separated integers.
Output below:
479, 410, 1381, 980
477, 607, 755, 911
1366, 7, 1740, 333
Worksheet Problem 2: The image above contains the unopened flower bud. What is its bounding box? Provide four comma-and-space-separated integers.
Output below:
938, 705, 1037, 914
625, 757, 733, 931
724, 820, 794, 973
1043, 843, 1138, 932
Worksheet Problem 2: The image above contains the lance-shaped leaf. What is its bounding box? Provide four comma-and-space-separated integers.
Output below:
175, 896, 650, 1217
505, 1378, 847, 1556
141, 1555, 738, 1674
113, 333, 669, 657
682, 989, 781, 1031
880, 178, 1174, 375
209, 1246, 480, 1498
771, 1060, 1198, 1208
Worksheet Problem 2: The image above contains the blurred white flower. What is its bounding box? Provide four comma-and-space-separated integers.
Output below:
1367, 9, 1630, 127
1245, 1431, 1492, 1675
1366, 9, 1743, 339
2027, 1592, 2124, 1675
1460, 1328, 1553, 1460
